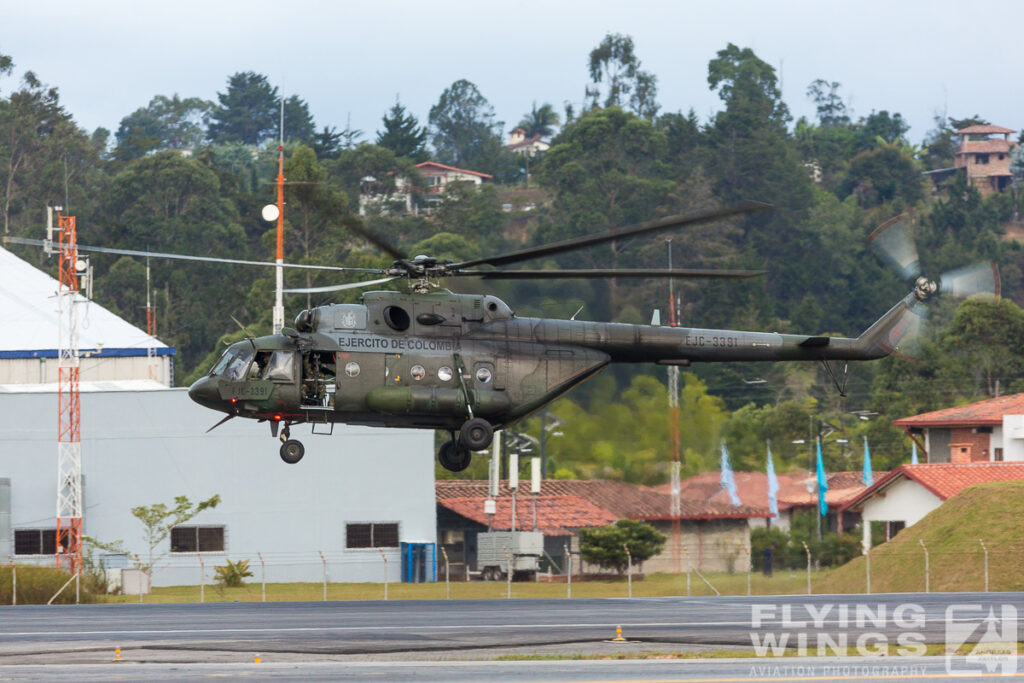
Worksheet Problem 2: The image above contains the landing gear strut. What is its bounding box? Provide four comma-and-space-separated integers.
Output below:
438, 432, 472, 472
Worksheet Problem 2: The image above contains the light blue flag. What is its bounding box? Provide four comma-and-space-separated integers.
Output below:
862, 438, 874, 487
720, 444, 741, 506
766, 444, 779, 519
911, 441, 919, 465
816, 438, 829, 517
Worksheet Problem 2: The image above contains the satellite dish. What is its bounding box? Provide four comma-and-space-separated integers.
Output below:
261, 204, 280, 222
75, 259, 88, 273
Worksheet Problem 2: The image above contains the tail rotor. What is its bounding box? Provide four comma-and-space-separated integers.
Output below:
868, 216, 999, 359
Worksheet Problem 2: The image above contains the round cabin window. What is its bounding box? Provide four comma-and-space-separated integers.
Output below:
476, 367, 492, 383
345, 362, 360, 378
411, 364, 426, 381
437, 366, 453, 382
383, 305, 410, 331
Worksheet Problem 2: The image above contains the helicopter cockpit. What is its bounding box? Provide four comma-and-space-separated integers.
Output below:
210, 345, 254, 380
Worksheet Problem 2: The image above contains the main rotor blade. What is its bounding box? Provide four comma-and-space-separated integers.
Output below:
867, 216, 920, 281
3, 236, 385, 274
939, 260, 1000, 299
283, 276, 400, 294
449, 200, 772, 270
460, 268, 766, 280
343, 216, 408, 261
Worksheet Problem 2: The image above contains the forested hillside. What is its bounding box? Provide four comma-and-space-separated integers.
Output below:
2, 37, 1023, 480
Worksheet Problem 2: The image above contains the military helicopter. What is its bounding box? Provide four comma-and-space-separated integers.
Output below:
185, 203, 998, 470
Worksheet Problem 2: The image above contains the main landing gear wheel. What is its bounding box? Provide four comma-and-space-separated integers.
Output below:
438, 439, 472, 472
280, 439, 305, 464
458, 417, 494, 451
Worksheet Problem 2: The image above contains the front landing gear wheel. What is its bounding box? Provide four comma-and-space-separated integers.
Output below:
458, 417, 494, 451
280, 439, 305, 464
438, 440, 472, 472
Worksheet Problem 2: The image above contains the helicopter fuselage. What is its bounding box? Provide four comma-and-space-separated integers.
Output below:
188, 287, 912, 438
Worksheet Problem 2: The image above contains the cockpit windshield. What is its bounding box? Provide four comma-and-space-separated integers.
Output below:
210, 347, 254, 380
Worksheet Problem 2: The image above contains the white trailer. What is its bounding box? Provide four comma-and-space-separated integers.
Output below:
476, 531, 544, 580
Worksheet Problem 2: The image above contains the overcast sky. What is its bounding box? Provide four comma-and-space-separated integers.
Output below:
2, 0, 1020, 146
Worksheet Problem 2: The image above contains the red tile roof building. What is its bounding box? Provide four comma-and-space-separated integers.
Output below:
954, 124, 1018, 195
842, 462, 1024, 548
436, 479, 769, 576
893, 393, 1024, 464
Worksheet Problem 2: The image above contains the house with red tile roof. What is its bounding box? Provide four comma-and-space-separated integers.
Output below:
506, 127, 550, 157
667, 470, 880, 534
436, 479, 769, 578
359, 161, 493, 215
954, 124, 1018, 195
842, 462, 1024, 549
893, 393, 1024, 463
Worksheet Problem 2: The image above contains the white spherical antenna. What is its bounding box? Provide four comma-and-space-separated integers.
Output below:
261, 204, 281, 222
75, 259, 88, 273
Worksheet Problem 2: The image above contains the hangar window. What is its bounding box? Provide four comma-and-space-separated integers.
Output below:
14, 528, 56, 555
346, 522, 399, 549
170, 526, 225, 553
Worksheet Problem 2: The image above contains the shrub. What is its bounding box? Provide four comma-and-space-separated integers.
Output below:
214, 558, 253, 588
0, 564, 99, 604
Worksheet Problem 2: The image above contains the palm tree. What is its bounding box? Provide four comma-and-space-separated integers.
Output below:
518, 102, 560, 138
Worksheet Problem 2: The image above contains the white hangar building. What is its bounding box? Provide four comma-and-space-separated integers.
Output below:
0, 246, 437, 587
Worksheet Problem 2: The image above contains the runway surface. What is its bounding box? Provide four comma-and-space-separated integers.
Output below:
2, 657, 1024, 681
2, 592, 1022, 680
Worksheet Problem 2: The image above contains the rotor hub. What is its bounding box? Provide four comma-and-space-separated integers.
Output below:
914, 276, 937, 301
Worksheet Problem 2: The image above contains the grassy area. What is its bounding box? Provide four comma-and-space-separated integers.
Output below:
98, 482, 1024, 604
101, 570, 817, 603
816, 481, 1024, 594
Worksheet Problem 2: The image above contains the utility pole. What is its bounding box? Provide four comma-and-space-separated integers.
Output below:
666, 240, 682, 574
272, 99, 286, 335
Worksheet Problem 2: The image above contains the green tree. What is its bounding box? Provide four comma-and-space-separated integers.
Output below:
376, 99, 428, 161
579, 519, 666, 574
208, 72, 279, 145
88, 494, 221, 580
518, 102, 560, 138
282, 94, 315, 144
98, 151, 248, 375
276, 145, 349, 307
840, 145, 925, 207
854, 110, 910, 152
807, 79, 850, 127
312, 125, 343, 160
428, 79, 503, 170
0, 69, 101, 237
536, 106, 673, 315
586, 33, 659, 119
114, 94, 212, 160
545, 373, 729, 482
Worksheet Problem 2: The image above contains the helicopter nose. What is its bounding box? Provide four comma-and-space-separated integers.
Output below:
188, 376, 222, 409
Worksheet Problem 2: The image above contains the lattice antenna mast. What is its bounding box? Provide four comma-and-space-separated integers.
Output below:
52, 207, 83, 572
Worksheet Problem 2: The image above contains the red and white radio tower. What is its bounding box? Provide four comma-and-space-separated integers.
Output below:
53, 209, 83, 573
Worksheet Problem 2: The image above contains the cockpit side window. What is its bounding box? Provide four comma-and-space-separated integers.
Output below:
210, 349, 235, 376
263, 351, 294, 381
218, 348, 254, 381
